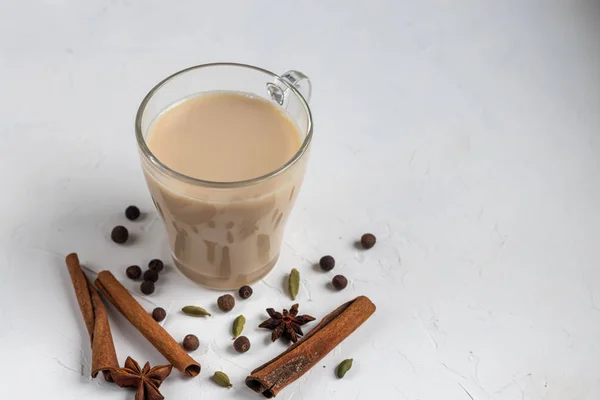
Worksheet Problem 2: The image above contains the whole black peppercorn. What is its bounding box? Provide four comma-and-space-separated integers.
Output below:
319, 255, 335, 271
332, 275, 348, 290
126, 265, 142, 280
217, 294, 235, 312
125, 205, 141, 221
111, 226, 129, 244
238, 285, 253, 299
360, 233, 376, 249
148, 259, 164, 272
140, 280, 155, 295
143, 269, 159, 283
182, 334, 199, 351
233, 336, 251, 353
152, 307, 166, 322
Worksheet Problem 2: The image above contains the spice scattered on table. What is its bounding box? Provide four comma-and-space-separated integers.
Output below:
288, 268, 300, 300
319, 255, 335, 271
213, 371, 232, 388
182, 334, 199, 351
258, 303, 315, 343
111, 225, 129, 244
246, 296, 376, 398
143, 269, 159, 283
181, 305, 211, 317
140, 280, 155, 295
65, 253, 118, 381
125, 205, 141, 221
217, 294, 235, 312
233, 336, 251, 353
126, 265, 142, 280
239, 285, 253, 299
151, 307, 166, 322
232, 315, 245, 339
94, 270, 201, 377
360, 233, 376, 249
71, 205, 378, 399
148, 259, 164, 272
336, 358, 353, 378
332, 275, 348, 290
111, 356, 172, 400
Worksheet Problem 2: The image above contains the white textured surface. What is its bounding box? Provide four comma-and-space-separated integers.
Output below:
1, 1, 600, 399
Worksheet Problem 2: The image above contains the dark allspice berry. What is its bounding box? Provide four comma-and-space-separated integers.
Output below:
140, 280, 155, 295
360, 233, 377, 249
126, 265, 142, 280
238, 285, 253, 299
319, 255, 335, 271
182, 334, 199, 351
217, 294, 235, 312
233, 336, 251, 353
332, 275, 348, 290
152, 307, 166, 322
125, 205, 141, 221
111, 226, 129, 244
143, 269, 159, 283
148, 259, 164, 272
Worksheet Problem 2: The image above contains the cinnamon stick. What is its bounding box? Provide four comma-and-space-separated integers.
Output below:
65, 253, 119, 381
245, 296, 376, 398
94, 270, 201, 377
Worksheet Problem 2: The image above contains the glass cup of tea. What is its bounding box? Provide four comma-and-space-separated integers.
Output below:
135, 63, 312, 289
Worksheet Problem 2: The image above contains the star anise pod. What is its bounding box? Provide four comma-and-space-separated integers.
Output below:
258, 303, 315, 343
111, 357, 173, 400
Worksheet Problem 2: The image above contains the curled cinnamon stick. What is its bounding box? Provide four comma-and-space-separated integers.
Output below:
65, 253, 119, 381
94, 270, 201, 377
246, 295, 376, 398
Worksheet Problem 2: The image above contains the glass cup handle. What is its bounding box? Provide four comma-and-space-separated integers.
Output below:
280, 70, 312, 103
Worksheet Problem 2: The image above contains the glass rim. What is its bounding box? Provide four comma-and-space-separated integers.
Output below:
135, 62, 313, 189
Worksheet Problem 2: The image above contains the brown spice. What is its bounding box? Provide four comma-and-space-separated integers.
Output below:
126, 265, 142, 280
111, 356, 172, 400
95, 271, 200, 377
65, 253, 119, 381
143, 269, 159, 283
239, 285, 253, 299
332, 275, 348, 290
151, 307, 166, 322
319, 255, 335, 271
111, 226, 129, 244
233, 336, 251, 353
182, 334, 199, 352
246, 296, 376, 398
125, 205, 141, 221
360, 233, 376, 249
140, 281, 155, 295
258, 304, 315, 343
217, 294, 235, 312
148, 259, 164, 272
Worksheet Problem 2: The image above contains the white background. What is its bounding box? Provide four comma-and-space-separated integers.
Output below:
1, 1, 600, 399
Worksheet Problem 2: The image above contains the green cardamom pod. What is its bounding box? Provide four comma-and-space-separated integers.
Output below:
336, 359, 353, 378
232, 315, 246, 339
181, 306, 211, 317
289, 268, 300, 300
213, 371, 232, 387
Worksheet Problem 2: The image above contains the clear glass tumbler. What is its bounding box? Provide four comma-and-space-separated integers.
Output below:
135, 63, 312, 289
